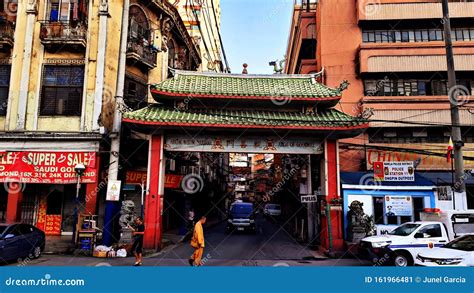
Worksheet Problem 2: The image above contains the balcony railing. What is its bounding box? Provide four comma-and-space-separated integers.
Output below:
126, 38, 157, 69
0, 20, 15, 50
39, 21, 87, 49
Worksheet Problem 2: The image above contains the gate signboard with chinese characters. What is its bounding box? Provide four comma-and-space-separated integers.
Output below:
0, 151, 97, 184
164, 135, 323, 154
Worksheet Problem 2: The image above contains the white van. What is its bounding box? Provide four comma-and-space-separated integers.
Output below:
358, 209, 474, 266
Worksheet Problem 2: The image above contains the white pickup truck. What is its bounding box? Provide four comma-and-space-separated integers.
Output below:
358, 210, 474, 266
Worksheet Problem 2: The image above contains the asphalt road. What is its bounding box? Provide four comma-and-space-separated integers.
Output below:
4, 216, 371, 267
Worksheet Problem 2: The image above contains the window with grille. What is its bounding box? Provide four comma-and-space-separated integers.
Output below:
124, 76, 148, 110
0, 65, 10, 116
40, 65, 84, 116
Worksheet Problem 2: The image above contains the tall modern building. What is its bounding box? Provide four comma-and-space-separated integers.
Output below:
286, 0, 474, 243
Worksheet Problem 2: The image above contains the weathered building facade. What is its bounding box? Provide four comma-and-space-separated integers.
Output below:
0, 0, 200, 239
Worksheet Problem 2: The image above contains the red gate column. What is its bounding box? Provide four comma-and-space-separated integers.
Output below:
6, 183, 23, 223
144, 135, 164, 250
85, 155, 101, 215
321, 140, 344, 252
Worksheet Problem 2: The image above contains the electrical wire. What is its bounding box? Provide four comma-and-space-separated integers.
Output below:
209, 0, 230, 72
189, 0, 216, 68
200, 0, 222, 64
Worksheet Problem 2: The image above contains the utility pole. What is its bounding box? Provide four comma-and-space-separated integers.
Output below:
103, 0, 130, 245
442, 0, 466, 197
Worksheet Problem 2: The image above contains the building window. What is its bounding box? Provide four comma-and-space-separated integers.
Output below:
129, 5, 150, 43
40, 65, 84, 116
0, 65, 10, 116
363, 78, 473, 97
362, 27, 474, 44
124, 76, 148, 110
48, 0, 88, 23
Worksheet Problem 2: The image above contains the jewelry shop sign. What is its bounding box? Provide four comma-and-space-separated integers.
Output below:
0, 151, 97, 184
164, 135, 323, 154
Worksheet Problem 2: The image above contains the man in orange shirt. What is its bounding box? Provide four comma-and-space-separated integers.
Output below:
189, 215, 206, 266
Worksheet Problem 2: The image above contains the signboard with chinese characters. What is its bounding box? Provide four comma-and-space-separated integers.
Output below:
164, 135, 323, 154
106, 180, 121, 201
374, 161, 414, 182
384, 196, 413, 217
0, 151, 97, 184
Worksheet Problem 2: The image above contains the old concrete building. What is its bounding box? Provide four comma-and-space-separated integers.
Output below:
0, 0, 200, 241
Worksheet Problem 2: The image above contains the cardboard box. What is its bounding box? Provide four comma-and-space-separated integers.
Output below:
93, 251, 108, 258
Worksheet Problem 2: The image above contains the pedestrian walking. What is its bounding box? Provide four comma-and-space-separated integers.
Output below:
188, 209, 195, 230
189, 215, 206, 266
129, 216, 145, 266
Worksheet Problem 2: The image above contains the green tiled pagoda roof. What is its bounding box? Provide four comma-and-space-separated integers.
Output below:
122, 106, 367, 130
150, 71, 342, 103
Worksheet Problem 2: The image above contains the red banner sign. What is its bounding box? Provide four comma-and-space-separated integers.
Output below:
36, 198, 47, 231
44, 215, 62, 236
0, 151, 97, 184
165, 174, 183, 189
125, 170, 147, 185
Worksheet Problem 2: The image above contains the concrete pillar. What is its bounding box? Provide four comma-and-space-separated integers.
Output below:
15, 0, 37, 130
144, 134, 165, 250
6, 183, 23, 223
91, 0, 109, 131
85, 155, 101, 215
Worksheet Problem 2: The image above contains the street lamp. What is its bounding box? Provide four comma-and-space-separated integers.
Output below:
72, 163, 86, 243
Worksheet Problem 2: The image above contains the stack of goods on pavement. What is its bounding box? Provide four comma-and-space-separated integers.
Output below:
93, 245, 127, 258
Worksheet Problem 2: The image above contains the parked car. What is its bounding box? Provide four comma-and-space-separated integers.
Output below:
226, 202, 256, 234
264, 204, 281, 217
359, 210, 474, 267
0, 223, 45, 263
416, 234, 474, 266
